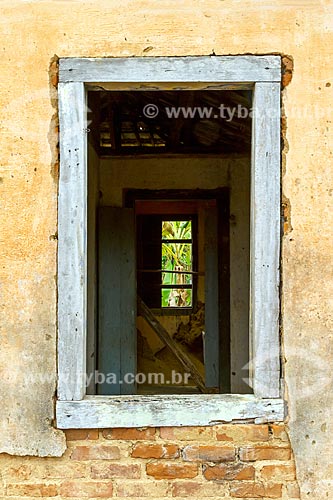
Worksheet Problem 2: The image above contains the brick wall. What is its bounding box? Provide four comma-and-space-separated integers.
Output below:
0, 424, 300, 499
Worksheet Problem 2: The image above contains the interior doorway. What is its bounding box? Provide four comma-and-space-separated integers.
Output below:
86, 89, 251, 396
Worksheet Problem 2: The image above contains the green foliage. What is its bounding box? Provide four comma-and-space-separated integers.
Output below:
161, 220, 192, 307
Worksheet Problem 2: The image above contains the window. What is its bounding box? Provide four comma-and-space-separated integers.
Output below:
57, 56, 283, 428
138, 214, 197, 311
136, 204, 198, 312
162, 217, 194, 309
97, 192, 227, 396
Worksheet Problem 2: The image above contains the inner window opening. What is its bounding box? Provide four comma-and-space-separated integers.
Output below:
87, 89, 252, 396
162, 219, 193, 308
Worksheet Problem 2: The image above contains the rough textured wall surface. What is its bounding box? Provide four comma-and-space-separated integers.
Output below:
0, 1, 332, 498
0, 424, 300, 499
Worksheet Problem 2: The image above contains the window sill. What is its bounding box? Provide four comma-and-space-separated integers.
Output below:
56, 394, 285, 429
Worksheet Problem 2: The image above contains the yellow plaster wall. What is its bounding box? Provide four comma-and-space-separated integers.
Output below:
0, 1, 332, 498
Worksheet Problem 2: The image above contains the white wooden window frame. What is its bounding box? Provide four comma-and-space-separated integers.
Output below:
56, 56, 284, 428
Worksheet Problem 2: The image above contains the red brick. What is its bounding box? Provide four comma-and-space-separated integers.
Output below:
203, 463, 255, 481
116, 481, 168, 497
102, 427, 156, 440
230, 481, 282, 498
60, 480, 113, 498
269, 424, 289, 442
216, 424, 269, 442
172, 481, 228, 497
282, 55, 293, 72
50, 59, 59, 87
131, 443, 179, 459
6, 483, 58, 497
282, 72, 292, 87
160, 426, 214, 440
5, 464, 32, 481
282, 56, 293, 87
70, 444, 120, 460
65, 429, 99, 441
37, 463, 88, 479
172, 481, 201, 497
51, 73, 58, 87
146, 462, 198, 479
182, 445, 235, 462
260, 464, 296, 481
91, 463, 141, 479
239, 445, 291, 461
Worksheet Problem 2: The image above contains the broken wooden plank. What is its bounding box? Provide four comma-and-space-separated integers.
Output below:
137, 297, 207, 393
57, 395, 285, 428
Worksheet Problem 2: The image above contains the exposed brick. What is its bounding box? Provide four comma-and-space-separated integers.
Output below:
172, 480, 228, 497
6, 483, 58, 497
60, 480, 113, 498
230, 481, 282, 498
282, 56, 293, 87
282, 72, 292, 87
50, 59, 59, 87
91, 463, 141, 479
146, 462, 198, 479
65, 429, 99, 441
70, 444, 120, 460
4, 464, 32, 481
160, 426, 214, 441
260, 464, 296, 481
131, 443, 179, 459
269, 424, 289, 442
102, 427, 156, 440
216, 424, 269, 442
171, 481, 200, 497
285, 481, 301, 498
36, 463, 88, 479
182, 445, 235, 462
239, 445, 291, 461
116, 480, 168, 497
282, 55, 293, 72
203, 463, 255, 481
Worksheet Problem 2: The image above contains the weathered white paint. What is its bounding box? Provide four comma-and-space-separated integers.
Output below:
250, 82, 281, 398
56, 395, 285, 428
57, 82, 87, 401
59, 56, 281, 85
